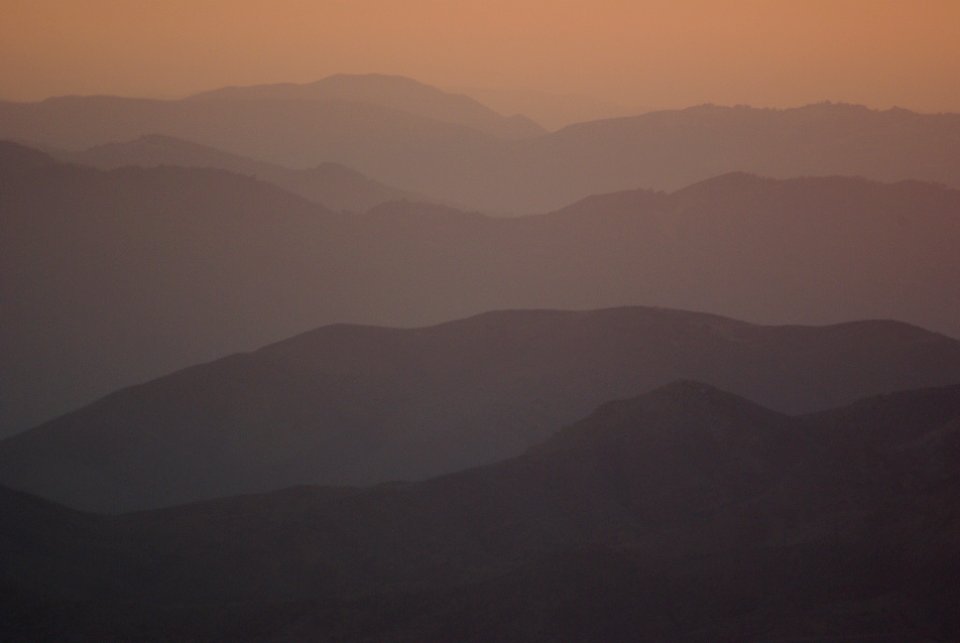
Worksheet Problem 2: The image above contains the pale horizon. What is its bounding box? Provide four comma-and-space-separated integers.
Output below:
3, 0, 960, 117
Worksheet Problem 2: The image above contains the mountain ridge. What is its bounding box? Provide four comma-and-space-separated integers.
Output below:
4, 381, 960, 640
5, 93, 960, 212
62, 133, 434, 211
4, 142, 959, 440
185, 72, 545, 139
4, 305, 960, 512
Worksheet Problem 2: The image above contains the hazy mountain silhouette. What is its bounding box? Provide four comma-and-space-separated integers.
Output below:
3, 304, 960, 512
4, 95, 960, 212
4, 383, 960, 640
0, 142, 351, 436
3, 142, 960, 436
443, 84, 638, 130
62, 134, 432, 211
187, 73, 545, 139
0, 92, 505, 206
496, 102, 960, 211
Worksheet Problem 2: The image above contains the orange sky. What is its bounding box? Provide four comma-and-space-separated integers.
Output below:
2, 0, 959, 111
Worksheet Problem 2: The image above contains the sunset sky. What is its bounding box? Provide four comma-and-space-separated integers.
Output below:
2, 0, 959, 112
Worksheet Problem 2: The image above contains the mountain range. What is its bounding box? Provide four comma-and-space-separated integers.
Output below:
3, 78, 960, 212
3, 140, 960, 437
2, 305, 960, 512
186, 73, 544, 139
3, 381, 959, 641
58, 134, 431, 212
3, 48, 958, 643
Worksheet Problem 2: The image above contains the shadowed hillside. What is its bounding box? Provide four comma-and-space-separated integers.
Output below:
3, 97, 960, 212
3, 383, 960, 641
63, 134, 432, 211
3, 142, 960, 437
3, 306, 960, 512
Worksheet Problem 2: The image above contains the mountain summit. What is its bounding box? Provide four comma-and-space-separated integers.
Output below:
187, 73, 545, 139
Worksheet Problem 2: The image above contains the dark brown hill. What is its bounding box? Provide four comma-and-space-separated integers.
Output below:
3, 143, 960, 437
3, 307, 960, 512
4, 383, 960, 641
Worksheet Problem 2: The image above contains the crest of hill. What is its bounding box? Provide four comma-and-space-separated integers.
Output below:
5, 93, 960, 212
187, 73, 545, 139
546, 171, 960, 232
5, 381, 960, 642
4, 142, 960, 442
4, 303, 960, 513
66, 134, 432, 212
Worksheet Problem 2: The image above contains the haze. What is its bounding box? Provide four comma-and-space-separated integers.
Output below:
3, 0, 960, 119
4, 0, 960, 640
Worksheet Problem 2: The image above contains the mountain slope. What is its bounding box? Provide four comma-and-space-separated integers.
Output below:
0, 94, 506, 205
187, 73, 545, 139
4, 383, 960, 641
3, 305, 960, 512
4, 98, 960, 212
65, 134, 431, 211
0, 142, 362, 436
3, 143, 960, 437
502, 102, 960, 211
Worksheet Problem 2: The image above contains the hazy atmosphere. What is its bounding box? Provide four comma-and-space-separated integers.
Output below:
3, 2, 960, 641
4, 0, 960, 119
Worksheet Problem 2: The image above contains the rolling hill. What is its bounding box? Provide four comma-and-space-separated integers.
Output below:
2, 306, 960, 512
4, 382, 960, 641
187, 73, 544, 139
63, 134, 431, 211
3, 142, 960, 438
3, 95, 960, 212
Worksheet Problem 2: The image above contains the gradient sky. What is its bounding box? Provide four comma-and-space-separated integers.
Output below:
2, 0, 959, 112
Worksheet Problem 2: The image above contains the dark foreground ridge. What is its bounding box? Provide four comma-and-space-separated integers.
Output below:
3, 381, 960, 641
3, 306, 960, 512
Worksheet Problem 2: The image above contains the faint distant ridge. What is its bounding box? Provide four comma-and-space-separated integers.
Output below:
557, 100, 945, 130
188, 73, 545, 139
4, 88, 960, 211
442, 84, 640, 130
4, 142, 960, 438
515, 100, 960, 210
65, 133, 432, 212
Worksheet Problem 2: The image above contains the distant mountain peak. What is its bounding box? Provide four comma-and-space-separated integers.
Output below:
186, 72, 545, 139
677, 101, 887, 115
